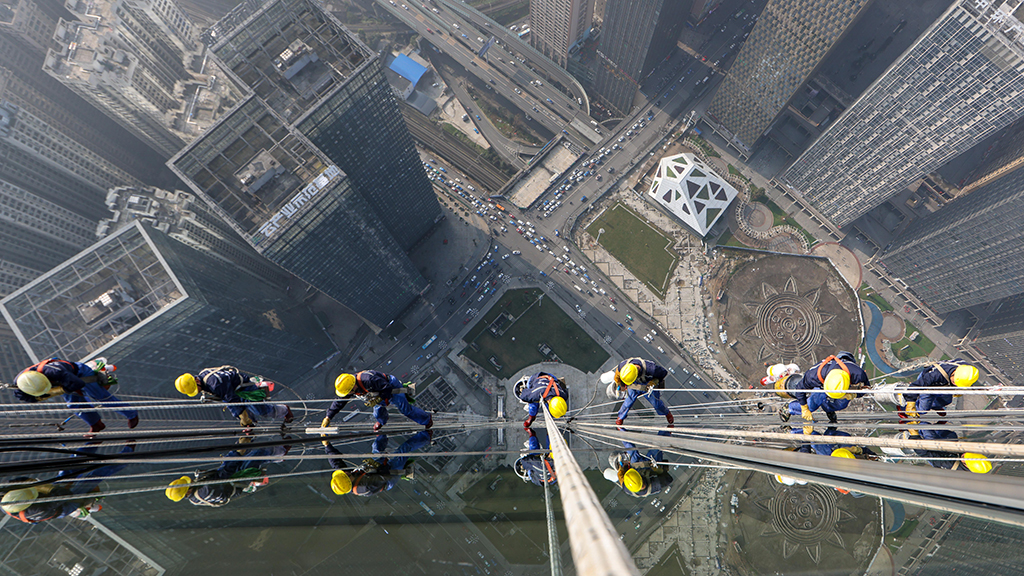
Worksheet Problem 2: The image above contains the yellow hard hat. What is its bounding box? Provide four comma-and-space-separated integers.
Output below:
331, 470, 352, 495
165, 476, 192, 502
831, 448, 856, 459
16, 371, 51, 397
335, 373, 356, 397
962, 453, 993, 474
619, 363, 639, 385
824, 369, 851, 399
548, 396, 567, 418
623, 468, 644, 493
1, 487, 39, 513
952, 365, 979, 388
175, 373, 197, 397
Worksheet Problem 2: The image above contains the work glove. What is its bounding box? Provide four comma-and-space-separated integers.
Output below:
800, 405, 814, 422
905, 401, 919, 419
848, 446, 863, 454
321, 417, 331, 445
239, 411, 256, 428
523, 415, 535, 429
802, 425, 814, 435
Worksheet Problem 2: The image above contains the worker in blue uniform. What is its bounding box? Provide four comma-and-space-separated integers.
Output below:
900, 360, 979, 418
1, 442, 134, 523
609, 358, 674, 427
604, 431, 673, 497
165, 438, 288, 506
327, 371, 432, 432
325, 430, 432, 496
13, 358, 139, 434
904, 426, 992, 474
515, 372, 569, 428
778, 352, 867, 423
515, 428, 556, 486
175, 366, 292, 427
791, 427, 877, 459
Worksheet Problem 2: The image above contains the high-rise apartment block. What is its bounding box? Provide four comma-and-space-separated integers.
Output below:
530, 0, 592, 68
590, 0, 686, 115
783, 0, 1024, 227
0, 0, 59, 53
707, 0, 869, 154
962, 293, 1024, 385
170, 0, 441, 330
43, 0, 243, 157
100, 185, 292, 286
878, 164, 1024, 315
0, 221, 335, 391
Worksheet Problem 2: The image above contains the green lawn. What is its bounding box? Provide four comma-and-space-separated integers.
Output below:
893, 320, 936, 361
859, 285, 894, 313
462, 289, 608, 378
718, 229, 747, 248
586, 203, 679, 298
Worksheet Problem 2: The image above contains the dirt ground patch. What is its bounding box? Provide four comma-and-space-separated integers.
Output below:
712, 251, 861, 384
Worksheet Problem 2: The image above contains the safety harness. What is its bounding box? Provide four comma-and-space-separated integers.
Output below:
539, 374, 565, 401
354, 371, 384, 407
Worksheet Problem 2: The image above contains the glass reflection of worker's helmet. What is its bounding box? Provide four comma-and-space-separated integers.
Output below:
514, 376, 530, 400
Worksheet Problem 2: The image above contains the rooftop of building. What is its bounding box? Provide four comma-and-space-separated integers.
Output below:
0, 222, 183, 361
646, 152, 737, 237
42, 0, 241, 141
169, 96, 344, 242
389, 53, 428, 85
204, 0, 373, 124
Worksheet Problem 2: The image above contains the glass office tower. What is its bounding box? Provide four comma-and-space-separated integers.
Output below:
170, 0, 441, 329
0, 221, 334, 392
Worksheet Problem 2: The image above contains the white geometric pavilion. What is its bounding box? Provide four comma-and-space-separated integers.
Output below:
646, 152, 738, 237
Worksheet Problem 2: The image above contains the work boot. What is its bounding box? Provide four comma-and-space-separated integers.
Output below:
665, 412, 674, 428
778, 406, 791, 422
127, 416, 139, 429
826, 411, 838, 424
373, 421, 383, 432
85, 420, 106, 438
283, 406, 294, 424
936, 410, 946, 417
424, 416, 433, 430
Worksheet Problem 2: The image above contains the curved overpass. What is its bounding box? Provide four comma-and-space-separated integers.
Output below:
435, 0, 590, 116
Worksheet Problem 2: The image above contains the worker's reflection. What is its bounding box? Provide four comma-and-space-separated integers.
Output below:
603, 431, 674, 497
514, 427, 556, 486
165, 436, 288, 506
325, 430, 432, 496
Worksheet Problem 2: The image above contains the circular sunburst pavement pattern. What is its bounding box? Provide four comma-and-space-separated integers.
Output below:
770, 484, 840, 545
755, 292, 822, 360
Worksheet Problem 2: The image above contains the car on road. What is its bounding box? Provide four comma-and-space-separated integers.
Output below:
474, 128, 479, 133
514, 88, 521, 94
502, 253, 509, 259
475, 114, 481, 120
512, 250, 521, 255
657, 346, 665, 354
627, 327, 636, 334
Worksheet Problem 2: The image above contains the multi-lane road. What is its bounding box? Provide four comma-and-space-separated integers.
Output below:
363, 0, 767, 416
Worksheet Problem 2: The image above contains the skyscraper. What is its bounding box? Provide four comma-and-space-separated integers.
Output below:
877, 164, 1024, 315
0, 0, 60, 53
530, 0, 593, 68
707, 0, 870, 153
170, 0, 441, 330
782, 0, 1024, 228
590, 0, 686, 115
99, 185, 292, 286
962, 293, 1024, 385
43, 0, 243, 157
0, 221, 335, 392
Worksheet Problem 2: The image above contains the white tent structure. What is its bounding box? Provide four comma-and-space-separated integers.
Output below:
646, 152, 737, 237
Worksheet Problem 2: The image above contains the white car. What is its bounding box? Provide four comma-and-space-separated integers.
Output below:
657, 346, 665, 354
502, 254, 510, 260
512, 250, 521, 255
609, 305, 617, 312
